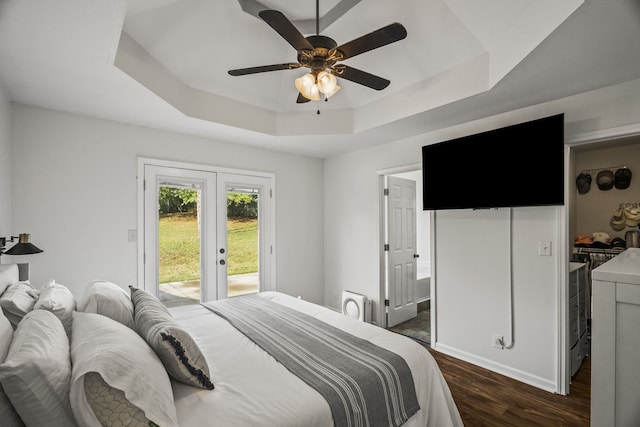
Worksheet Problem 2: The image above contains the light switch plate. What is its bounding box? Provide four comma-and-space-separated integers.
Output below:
538, 241, 551, 256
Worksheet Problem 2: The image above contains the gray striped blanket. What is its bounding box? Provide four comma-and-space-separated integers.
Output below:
202, 295, 420, 427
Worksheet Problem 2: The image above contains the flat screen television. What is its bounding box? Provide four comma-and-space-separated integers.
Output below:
422, 113, 564, 210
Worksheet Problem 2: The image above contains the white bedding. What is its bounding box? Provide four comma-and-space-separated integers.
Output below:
169, 291, 463, 427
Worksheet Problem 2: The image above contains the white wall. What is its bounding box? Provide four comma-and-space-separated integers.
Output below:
434, 206, 561, 391
323, 77, 640, 393
0, 83, 11, 237
10, 105, 325, 303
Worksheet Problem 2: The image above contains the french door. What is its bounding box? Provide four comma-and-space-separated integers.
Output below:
139, 160, 274, 305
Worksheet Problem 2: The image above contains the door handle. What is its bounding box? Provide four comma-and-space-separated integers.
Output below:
413, 254, 420, 258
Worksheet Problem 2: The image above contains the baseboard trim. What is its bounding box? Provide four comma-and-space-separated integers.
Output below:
432, 343, 558, 393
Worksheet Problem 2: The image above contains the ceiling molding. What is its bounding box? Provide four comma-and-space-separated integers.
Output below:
566, 123, 640, 146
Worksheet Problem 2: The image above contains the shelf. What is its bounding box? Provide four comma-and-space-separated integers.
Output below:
573, 246, 625, 255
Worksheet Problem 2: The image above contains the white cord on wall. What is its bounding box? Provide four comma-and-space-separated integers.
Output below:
503, 207, 515, 349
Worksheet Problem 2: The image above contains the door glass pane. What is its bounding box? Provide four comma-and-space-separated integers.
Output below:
226, 186, 259, 297
158, 184, 202, 307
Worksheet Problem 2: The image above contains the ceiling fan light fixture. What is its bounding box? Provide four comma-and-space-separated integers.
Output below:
307, 85, 321, 101
323, 84, 341, 99
316, 70, 337, 94
295, 73, 321, 100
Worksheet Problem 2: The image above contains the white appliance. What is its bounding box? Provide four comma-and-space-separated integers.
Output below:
341, 291, 370, 322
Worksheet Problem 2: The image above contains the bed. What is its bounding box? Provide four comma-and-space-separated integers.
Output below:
0, 263, 463, 427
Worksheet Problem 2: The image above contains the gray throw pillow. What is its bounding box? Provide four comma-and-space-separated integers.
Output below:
129, 286, 214, 390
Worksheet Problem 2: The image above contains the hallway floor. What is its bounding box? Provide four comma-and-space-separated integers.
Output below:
388, 300, 430, 345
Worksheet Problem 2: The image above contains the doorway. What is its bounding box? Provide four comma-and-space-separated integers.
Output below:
379, 165, 433, 343
138, 159, 275, 306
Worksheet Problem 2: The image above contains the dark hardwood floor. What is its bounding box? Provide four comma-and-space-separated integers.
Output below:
428, 348, 590, 426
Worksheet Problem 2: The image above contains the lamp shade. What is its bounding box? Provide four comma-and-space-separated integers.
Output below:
323, 84, 341, 99
4, 234, 43, 255
295, 73, 321, 101
316, 71, 337, 94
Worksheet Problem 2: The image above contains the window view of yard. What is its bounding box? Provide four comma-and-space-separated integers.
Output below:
158, 187, 258, 306
159, 213, 258, 283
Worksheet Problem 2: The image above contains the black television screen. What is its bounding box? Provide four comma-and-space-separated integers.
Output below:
422, 113, 564, 210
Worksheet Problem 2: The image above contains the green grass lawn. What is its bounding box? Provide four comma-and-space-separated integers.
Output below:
159, 213, 258, 283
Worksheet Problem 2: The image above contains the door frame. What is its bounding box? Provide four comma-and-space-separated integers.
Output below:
562, 122, 640, 394
137, 157, 276, 296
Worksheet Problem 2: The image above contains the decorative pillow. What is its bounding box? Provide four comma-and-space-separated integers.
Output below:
70, 311, 179, 427
34, 280, 77, 338
78, 280, 134, 329
0, 310, 76, 427
0, 281, 40, 329
0, 310, 25, 426
0, 264, 19, 297
130, 286, 214, 390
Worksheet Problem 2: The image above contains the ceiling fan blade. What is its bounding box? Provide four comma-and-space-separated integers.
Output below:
228, 63, 301, 76
296, 93, 311, 103
335, 65, 390, 90
335, 23, 407, 60
258, 10, 314, 52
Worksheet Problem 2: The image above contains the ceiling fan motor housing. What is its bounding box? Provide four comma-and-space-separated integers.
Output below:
299, 35, 341, 74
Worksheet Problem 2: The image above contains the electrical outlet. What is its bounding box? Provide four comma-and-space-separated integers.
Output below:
538, 241, 551, 256
493, 333, 504, 349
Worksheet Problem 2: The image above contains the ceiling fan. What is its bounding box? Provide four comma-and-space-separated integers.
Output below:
228, 1, 407, 104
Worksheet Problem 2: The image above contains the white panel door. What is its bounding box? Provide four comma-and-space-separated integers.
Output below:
387, 176, 418, 327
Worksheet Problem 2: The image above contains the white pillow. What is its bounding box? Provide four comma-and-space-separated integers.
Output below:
34, 280, 77, 338
0, 310, 25, 426
0, 264, 19, 297
0, 309, 76, 427
70, 311, 179, 427
78, 280, 134, 329
0, 309, 13, 360
0, 281, 40, 329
